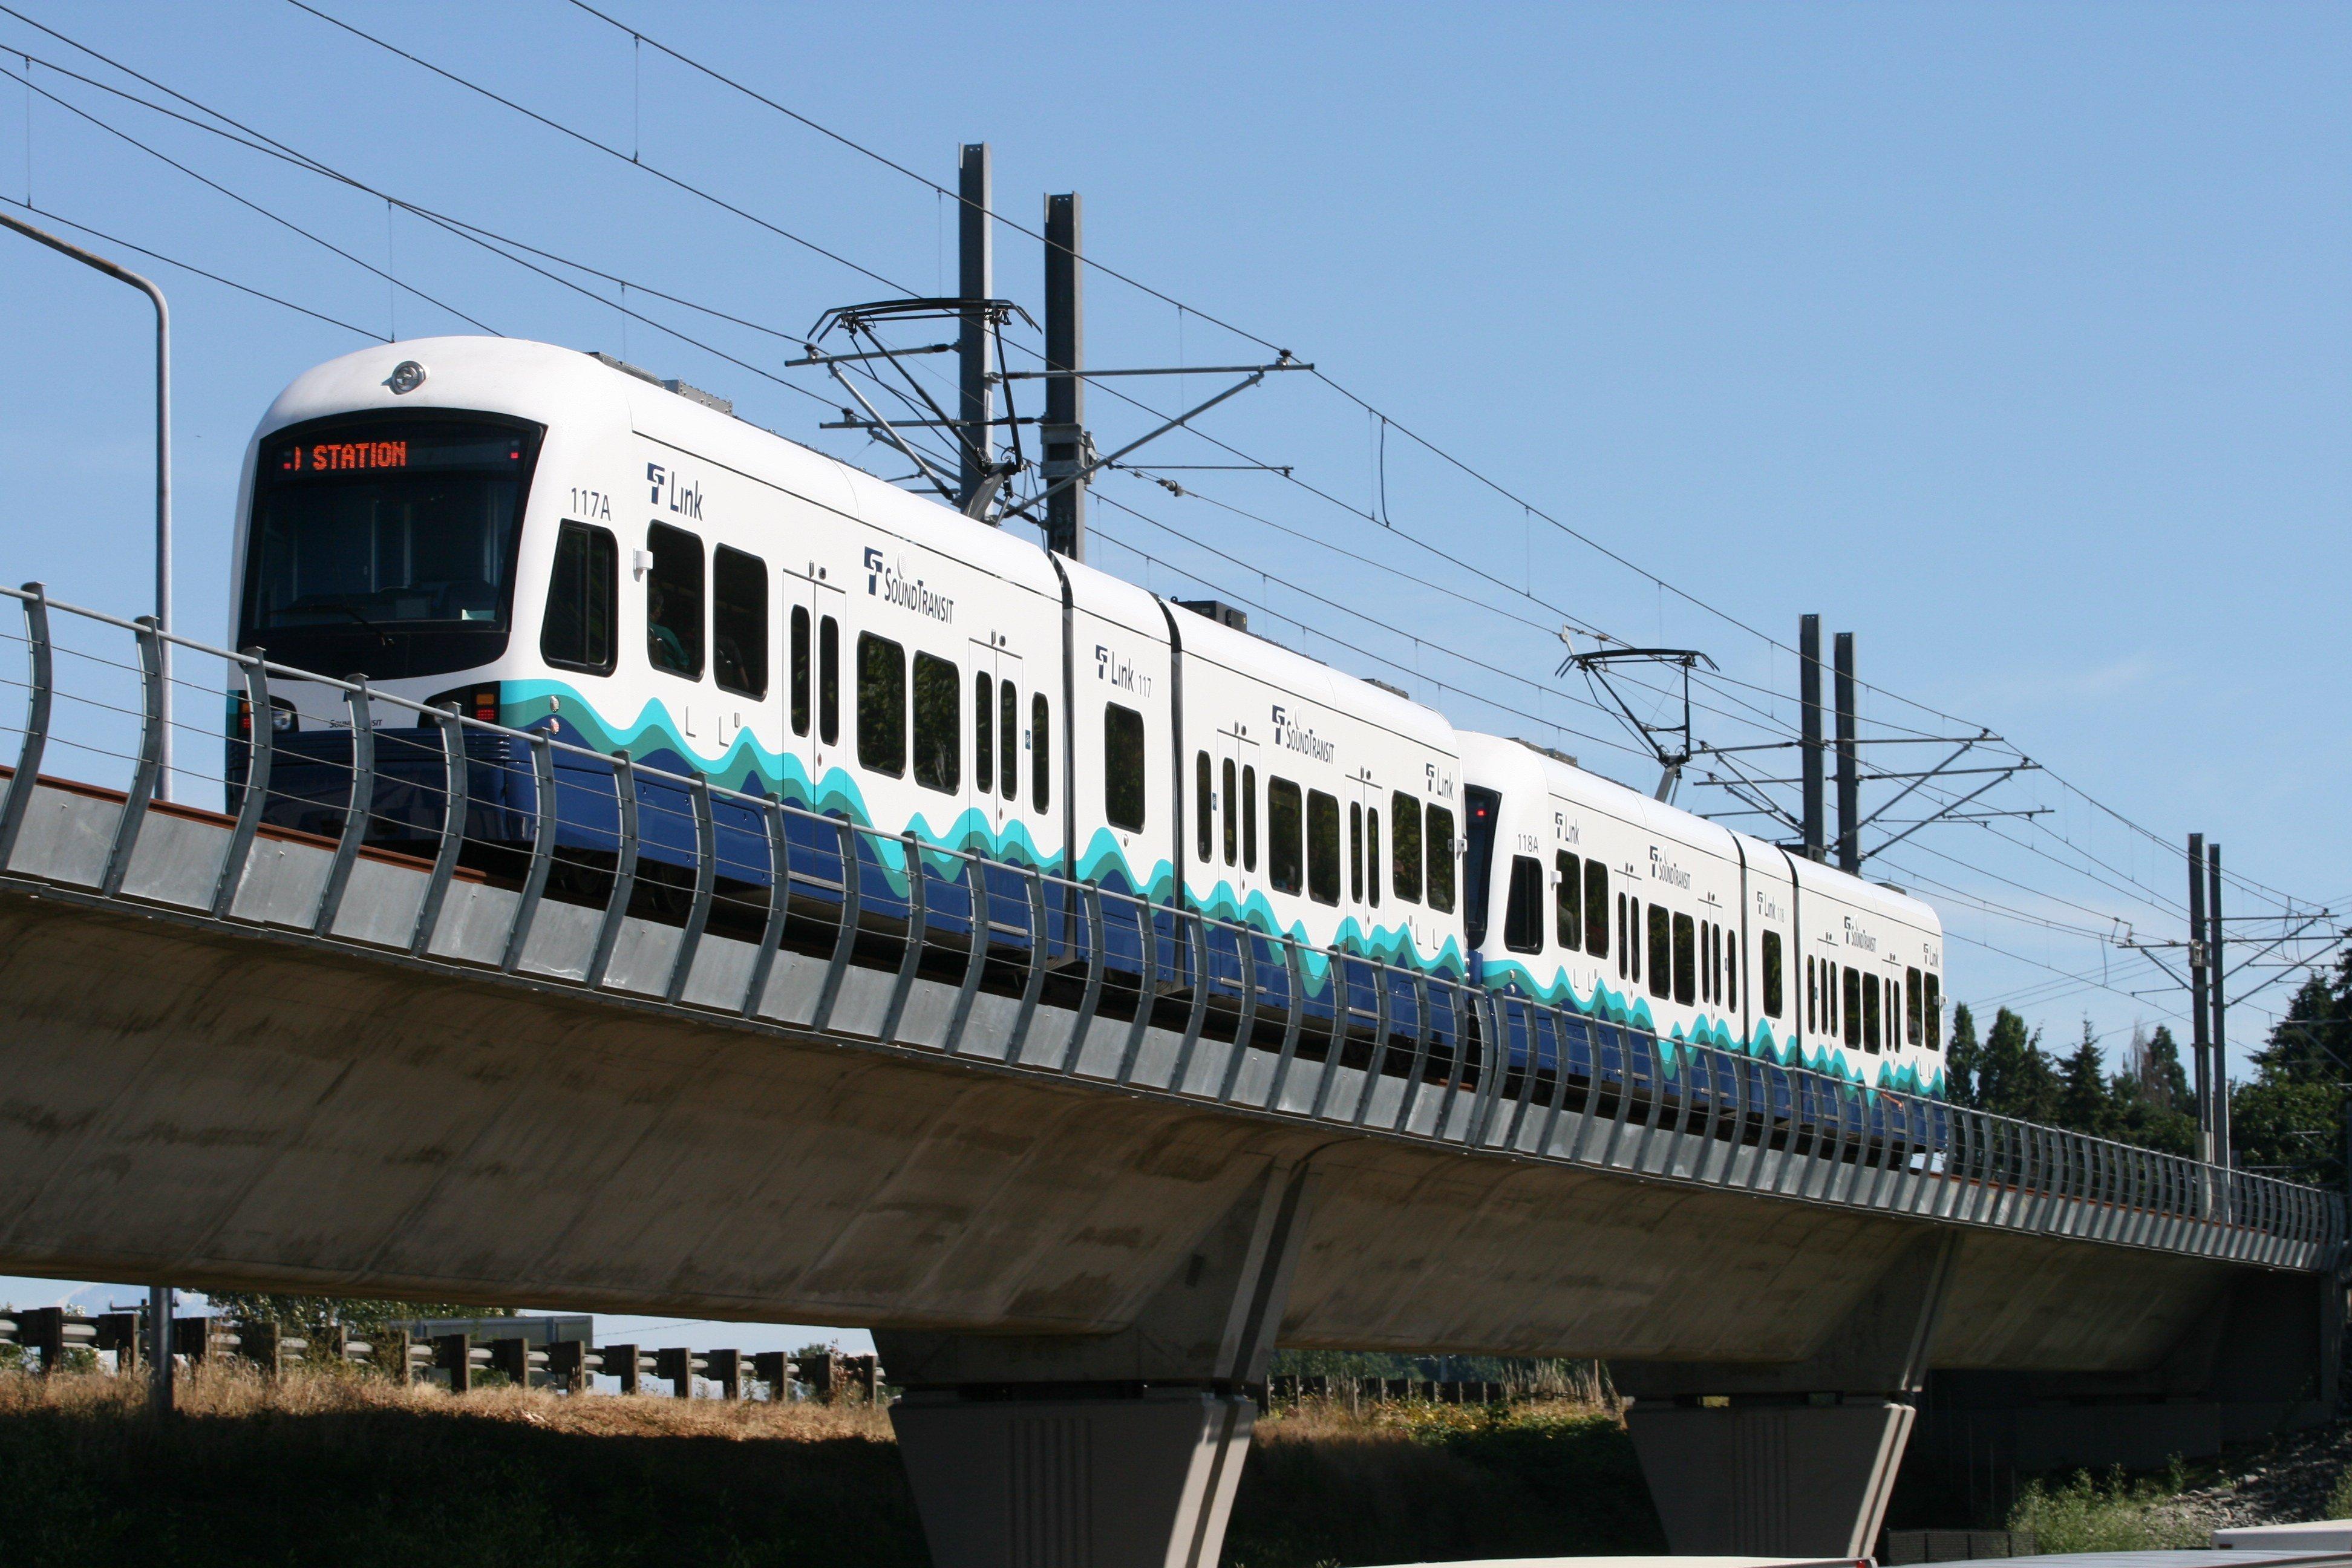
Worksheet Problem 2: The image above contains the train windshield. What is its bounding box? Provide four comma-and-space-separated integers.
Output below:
240, 415, 542, 679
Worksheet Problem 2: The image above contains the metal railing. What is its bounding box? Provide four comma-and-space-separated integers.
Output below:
0, 580, 2337, 1270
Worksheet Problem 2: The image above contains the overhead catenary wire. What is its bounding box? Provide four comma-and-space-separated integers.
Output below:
8, 5, 2324, 976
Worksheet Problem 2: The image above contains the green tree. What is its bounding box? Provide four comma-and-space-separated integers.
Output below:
1978, 1007, 2056, 1122
2229, 957, 2352, 1187
204, 1294, 514, 1356
2055, 1022, 2112, 1135
1945, 1004, 1983, 1108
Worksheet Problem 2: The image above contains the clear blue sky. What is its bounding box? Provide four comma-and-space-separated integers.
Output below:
1, 2, 2344, 1316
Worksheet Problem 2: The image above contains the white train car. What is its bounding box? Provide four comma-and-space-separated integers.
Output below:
226, 333, 1944, 1096
1457, 734, 1947, 1095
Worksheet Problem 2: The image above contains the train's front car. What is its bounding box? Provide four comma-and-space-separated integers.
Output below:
225, 338, 607, 860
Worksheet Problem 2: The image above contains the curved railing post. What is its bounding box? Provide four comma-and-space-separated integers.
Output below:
809, 817, 861, 1033
100, 616, 166, 898
500, 730, 559, 974
878, 832, 929, 1043
0, 584, 53, 872
1002, 866, 1050, 1061
583, 753, 641, 988
410, 705, 469, 956
664, 774, 717, 1004
311, 678, 375, 935
740, 798, 792, 1018
210, 650, 272, 917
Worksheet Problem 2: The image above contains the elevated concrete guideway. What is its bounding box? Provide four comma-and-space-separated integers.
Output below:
0, 587, 2339, 1568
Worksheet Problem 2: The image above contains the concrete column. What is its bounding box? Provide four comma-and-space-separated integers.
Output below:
878, 1157, 1315, 1568
1616, 1231, 1955, 1558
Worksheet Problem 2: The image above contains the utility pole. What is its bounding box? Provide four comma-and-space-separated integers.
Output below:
1834, 632, 1859, 874
2209, 841, 2230, 1177
1800, 615, 1826, 861
1042, 192, 1087, 561
2188, 832, 2212, 1166
0, 211, 171, 800
956, 143, 993, 514
147, 1283, 172, 1415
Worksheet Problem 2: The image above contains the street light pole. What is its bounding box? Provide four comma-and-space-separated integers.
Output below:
0, 211, 172, 799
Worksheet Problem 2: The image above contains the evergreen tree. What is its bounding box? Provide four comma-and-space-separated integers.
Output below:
2055, 1022, 2111, 1135
1945, 1004, 1982, 1108
2143, 1024, 2192, 1111
2229, 950, 2352, 1187
1978, 1007, 2056, 1122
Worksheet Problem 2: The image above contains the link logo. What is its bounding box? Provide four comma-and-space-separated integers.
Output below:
865, 547, 954, 624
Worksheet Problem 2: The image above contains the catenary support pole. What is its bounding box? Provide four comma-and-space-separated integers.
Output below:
1042, 192, 1086, 561
1800, 613, 1825, 860
2209, 841, 2230, 1177
2189, 832, 2212, 1166
147, 1283, 172, 1415
1834, 632, 1859, 873
0, 211, 171, 799
956, 142, 993, 513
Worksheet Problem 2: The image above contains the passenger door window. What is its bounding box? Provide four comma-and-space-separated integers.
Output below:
1555, 852, 1581, 952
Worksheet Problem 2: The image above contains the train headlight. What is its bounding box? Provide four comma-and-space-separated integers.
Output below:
384, 359, 428, 396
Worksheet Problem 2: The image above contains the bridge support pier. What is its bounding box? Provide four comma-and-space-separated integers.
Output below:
877, 1158, 1315, 1568
1617, 1231, 1957, 1558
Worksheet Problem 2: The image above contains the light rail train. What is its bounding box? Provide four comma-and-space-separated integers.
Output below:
228, 336, 1945, 1096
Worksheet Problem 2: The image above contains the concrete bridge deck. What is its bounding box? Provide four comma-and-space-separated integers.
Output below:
0, 586, 2338, 1568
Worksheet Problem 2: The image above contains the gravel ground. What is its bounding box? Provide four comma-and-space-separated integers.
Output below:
2160, 1420, 2352, 1534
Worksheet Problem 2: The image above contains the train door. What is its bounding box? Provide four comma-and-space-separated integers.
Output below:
1350, 771, 1383, 931
1220, 727, 1260, 913
967, 638, 1025, 855
783, 566, 846, 800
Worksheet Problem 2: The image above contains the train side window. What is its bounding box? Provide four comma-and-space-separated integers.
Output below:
1104, 703, 1146, 831
1924, 974, 1941, 1050
542, 520, 617, 675
975, 673, 995, 795
1843, 965, 1863, 1048
912, 652, 960, 793
1269, 777, 1304, 894
1647, 905, 1671, 998
1367, 808, 1380, 909
1390, 791, 1422, 903
818, 616, 840, 745
1726, 930, 1738, 1010
1243, 765, 1258, 871
1001, 681, 1019, 800
1887, 978, 1901, 1050
1587, 862, 1609, 959
1863, 973, 1882, 1053
1223, 752, 1241, 865
644, 522, 704, 679
1673, 913, 1696, 1006
1617, 893, 1628, 979
789, 606, 811, 736
1307, 789, 1341, 906
1699, 922, 1713, 1003
1763, 931, 1783, 1018
1031, 693, 1050, 811
1195, 751, 1213, 861
1806, 955, 1817, 1032
712, 546, 767, 699
1425, 805, 1455, 912
1348, 801, 1364, 903
1555, 852, 1581, 951
1503, 855, 1544, 954
856, 632, 906, 776
1906, 967, 1924, 1046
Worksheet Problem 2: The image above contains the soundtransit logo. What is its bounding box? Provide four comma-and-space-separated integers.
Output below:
864, 547, 954, 624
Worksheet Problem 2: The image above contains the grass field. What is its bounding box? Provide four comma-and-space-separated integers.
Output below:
0, 1365, 1657, 1567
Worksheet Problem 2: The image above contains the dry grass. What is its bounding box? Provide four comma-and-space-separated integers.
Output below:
0, 1368, 1661, 1567
0, 1357, 895, 1441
